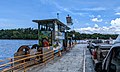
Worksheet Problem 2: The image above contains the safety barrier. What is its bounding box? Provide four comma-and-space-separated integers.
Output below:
0, 45, 75, 72
0, 50, 54, 72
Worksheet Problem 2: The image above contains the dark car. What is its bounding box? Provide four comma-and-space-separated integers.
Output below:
87, 39, 102, 54
87, 39, 103, 48
95, 43, 120, 72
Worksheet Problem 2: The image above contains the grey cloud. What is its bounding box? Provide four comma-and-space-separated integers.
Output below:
74, 25, 120, 34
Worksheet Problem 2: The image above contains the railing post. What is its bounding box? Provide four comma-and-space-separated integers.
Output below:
43, 53, 46, 66
52, 50, 54, 60
23, 60, 26, 72
40, 47, 43, 63
11, 59, 13, 72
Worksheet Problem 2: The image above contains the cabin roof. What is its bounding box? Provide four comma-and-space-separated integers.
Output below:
32, 18, 70, 30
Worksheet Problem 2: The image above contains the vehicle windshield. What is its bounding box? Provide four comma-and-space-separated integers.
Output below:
111, 48, 120, 72
92, 40, 103, 44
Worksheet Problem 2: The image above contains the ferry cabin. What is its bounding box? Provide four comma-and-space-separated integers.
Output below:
32, 19, 70, 51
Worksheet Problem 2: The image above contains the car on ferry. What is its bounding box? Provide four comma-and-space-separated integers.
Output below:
87, 39, 103, 49
87, 39, 113, 61
87, 39, 103, 55
95, 35, 120, 72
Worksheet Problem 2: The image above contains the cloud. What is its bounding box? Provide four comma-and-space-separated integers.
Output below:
110, 18, 120, 27
115, 12, 120, 15
74, 27, 99, 34
105, 22, 108, 24
53, 2, 87, 16
74, 18, 120, 34
74, 26, 120, 34
0, 18, 31, 29
74, 22, 120, 34
53, 2, 73, 14
74, 19, 79, 24
39, 1, 89, 16
91, 18, 103, 22
81, 7, 106, 11
89, 15, 95, 18
85, 23, 90, 26
97, 15, 101, 18
89, 15, 101, 18
94, 24, 99, 28
0, 21, 16, 29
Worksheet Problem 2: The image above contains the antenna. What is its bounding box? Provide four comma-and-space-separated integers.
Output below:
57, 13, 59, 19
68, 14, 69, 17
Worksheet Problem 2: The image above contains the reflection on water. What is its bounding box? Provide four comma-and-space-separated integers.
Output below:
0, 39, 38, 60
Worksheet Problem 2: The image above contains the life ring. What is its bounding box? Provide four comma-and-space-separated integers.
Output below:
17, 45, 30, 55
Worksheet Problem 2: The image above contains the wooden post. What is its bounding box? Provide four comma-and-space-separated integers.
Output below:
11, 59, 13, 72
52, 50, 54, 60
24, 60, 26, 72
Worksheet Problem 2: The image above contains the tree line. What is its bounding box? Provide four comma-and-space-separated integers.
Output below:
0, 28, 38, 39
0, 28, 118, 40
68, 31, 118, 40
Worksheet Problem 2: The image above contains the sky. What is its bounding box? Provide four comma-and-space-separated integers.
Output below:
0, 0, 120, 34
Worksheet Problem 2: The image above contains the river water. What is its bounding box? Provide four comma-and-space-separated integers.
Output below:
0, 39, 85, 60
0, 39, 38, 60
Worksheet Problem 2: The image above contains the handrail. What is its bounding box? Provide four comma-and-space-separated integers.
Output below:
0, 53, 43, 68
0, 49, 52, 63
0, 45, 73, 72
0, 50, 54, 72
0, 50, 43, 63
0, 46, 53, 63
14, 51, 42, 59
13, 62, 44, 72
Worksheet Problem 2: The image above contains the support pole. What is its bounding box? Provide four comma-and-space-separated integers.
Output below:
38, 23, 40, 45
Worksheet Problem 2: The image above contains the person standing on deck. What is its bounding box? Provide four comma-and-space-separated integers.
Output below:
69, 39, 71, 47
43, 38, 50, 49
